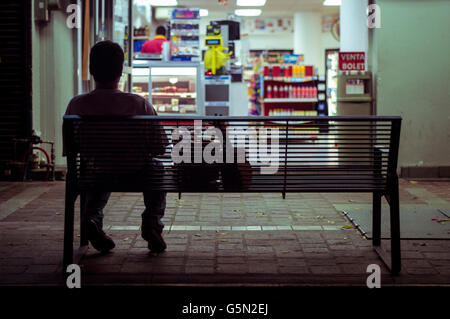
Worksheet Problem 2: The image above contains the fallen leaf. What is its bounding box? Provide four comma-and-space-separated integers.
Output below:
341, 225, 354, 230
123, 237, 130, 241
316, 216, 324, 219
220, 239, 228, 242
327, 220, 336, 224
281, 250, 290, 254
349, 199, 355, 203
56, 212, 61, 215
194, 233, 202, 237
409, 180, 418, 184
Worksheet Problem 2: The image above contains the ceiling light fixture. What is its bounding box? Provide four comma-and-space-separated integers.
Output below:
234, 9, 262, 16
236, 0, 266, 6
149, 0, 178, 6
323, 0, 341, 6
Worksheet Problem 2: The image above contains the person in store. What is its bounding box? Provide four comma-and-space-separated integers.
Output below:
141, 25, 168, 54
63, 40, 169, 254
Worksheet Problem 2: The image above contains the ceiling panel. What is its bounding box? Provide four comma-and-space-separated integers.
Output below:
176, 0, 339, 17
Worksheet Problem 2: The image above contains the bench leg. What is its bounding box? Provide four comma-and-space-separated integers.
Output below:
63, 188, 77, 270
372, 191, 382, 246
389, 181, 401, 275
373, 179, 401, 275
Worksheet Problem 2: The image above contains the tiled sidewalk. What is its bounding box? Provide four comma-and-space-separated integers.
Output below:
0, 180, 449, 286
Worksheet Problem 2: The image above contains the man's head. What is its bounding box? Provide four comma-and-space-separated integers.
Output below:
89, 40, 124, 85
156, 26, 166, 37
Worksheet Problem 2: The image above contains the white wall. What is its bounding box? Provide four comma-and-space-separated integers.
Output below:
247, 34, 294, 50
374, 0, 450, 169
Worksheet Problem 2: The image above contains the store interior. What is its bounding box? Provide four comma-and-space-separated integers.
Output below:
105, 0, 347, 119
25, 0, 450, 177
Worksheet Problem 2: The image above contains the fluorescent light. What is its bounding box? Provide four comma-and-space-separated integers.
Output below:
200, 9, 209, 17
234, 9, 262, 16
149, 0, 177, 6
237, 0, 266, 6
323, 0, 341, 5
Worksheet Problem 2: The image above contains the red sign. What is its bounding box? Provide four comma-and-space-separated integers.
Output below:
339, 52, 365, 71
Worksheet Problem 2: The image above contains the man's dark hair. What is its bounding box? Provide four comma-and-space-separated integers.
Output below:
89, 40, 124, 83
156, 26, 166, 36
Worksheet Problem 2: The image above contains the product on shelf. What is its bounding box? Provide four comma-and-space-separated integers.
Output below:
169, 8, 201, 61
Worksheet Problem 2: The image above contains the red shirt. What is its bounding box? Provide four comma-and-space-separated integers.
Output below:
141, 35, 167, 54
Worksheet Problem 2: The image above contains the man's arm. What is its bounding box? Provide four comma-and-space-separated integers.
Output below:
62, 102, 73, 157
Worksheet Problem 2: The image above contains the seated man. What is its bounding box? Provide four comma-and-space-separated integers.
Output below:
63, 40, 168, 253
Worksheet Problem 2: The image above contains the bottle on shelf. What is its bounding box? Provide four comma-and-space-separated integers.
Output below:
273, 85, 278, 98
267, 85, 272, 99
289, 85, 293, 98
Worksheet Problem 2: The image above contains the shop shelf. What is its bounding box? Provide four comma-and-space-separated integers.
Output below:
263, 98, 318, 103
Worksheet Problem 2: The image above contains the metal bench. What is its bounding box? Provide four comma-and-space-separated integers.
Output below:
63, 115, 402, 274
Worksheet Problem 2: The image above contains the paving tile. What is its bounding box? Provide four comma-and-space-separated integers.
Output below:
217, 264, 248, 274
1, 180, 450, 285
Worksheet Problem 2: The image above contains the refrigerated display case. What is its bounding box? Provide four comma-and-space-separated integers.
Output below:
132, 61, 204, 115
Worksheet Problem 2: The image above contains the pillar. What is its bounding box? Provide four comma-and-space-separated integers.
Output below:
293, 12, 322, 74
340, 0, 368, 68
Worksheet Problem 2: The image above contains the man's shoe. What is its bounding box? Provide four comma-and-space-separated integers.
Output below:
146, 229, 167, 253
87, 219, 115, 252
